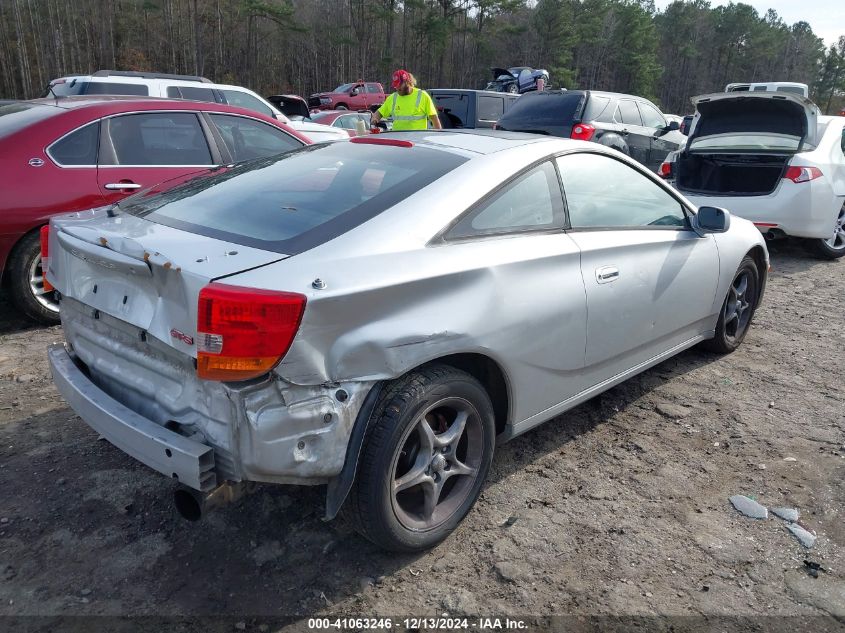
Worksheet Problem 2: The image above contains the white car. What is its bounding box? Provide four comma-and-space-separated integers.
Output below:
663, 92, 845, 258
46, 71, 348, 143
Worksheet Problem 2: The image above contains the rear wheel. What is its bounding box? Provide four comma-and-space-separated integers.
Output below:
701, 255, 759, 354
806, 203, 845, 259
7, 231, 60, 324
344, 364, 495, 552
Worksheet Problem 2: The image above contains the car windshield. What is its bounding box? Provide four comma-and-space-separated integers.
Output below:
333, 83, 355, 93
689, 133, 803, 152
117, 141, 467, 255
0, 103, 62, 139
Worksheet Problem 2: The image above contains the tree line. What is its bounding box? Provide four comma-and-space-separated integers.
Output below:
2, 0, 844, 115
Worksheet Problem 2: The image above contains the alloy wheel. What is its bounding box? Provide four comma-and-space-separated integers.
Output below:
723, 269, 754, 342
823, 204, 845, 251
390, 398, 484, 531
28, 255, 59, 314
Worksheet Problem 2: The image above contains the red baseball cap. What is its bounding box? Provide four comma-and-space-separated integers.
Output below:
391, 70, 411, 90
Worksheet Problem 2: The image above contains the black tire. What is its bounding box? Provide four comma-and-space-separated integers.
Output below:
506, 83, 518, 94
804, 203, 845, 259
344, 364, 495, 552
700, 255, 759, 354
7, 231, 60, 325
335, 103, 348, 110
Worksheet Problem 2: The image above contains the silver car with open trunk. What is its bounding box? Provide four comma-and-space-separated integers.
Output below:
46, 131, 768, 551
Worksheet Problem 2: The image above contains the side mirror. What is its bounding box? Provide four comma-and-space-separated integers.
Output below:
666, 120, 680, 131
350, 89, 359, 96
693, 206, 731, 234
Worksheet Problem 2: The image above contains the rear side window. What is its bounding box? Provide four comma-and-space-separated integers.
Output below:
46, 80, 149, 96
366, 84, 381, 94
616, 100, 643, 126
478, 96, 504, 122
221, 90, 274, 117
49, 122, 99, 166
447, 162, 564, 239
107, 113, 212, 166
83, 82, 148, 96
210, 114, 302, 162
557, 153, 686, 229
583, 96, 612, 122
167, 86, 222, 103
119, 142, 467, 255
497, 92, 585, 129
433, 94, 469, 128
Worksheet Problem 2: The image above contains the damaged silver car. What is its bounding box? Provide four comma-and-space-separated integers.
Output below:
46, 131, 768, 551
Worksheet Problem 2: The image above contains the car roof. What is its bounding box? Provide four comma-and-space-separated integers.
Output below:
372, 129, 568, 156
428, 89, 518, 96
27, 95, 263, 113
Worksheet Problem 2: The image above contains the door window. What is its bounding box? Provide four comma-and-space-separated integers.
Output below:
638, 102, 666, 129
48, 122, 99, 166
220, 90, 275, 117
477, 96, 504, 122
107, 112, 213, 165
366, 84, 381, 94
557, 153, 686, 229
166, 86, 222, 103
617, 100, 643, 126
447, 162, 564, 239
210, 114, 302, 162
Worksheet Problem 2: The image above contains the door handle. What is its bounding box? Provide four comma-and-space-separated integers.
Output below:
596, 266, 619, 284
104, 182, 142, 191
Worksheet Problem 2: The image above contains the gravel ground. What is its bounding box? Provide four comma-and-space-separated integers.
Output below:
0, 239, 843, 628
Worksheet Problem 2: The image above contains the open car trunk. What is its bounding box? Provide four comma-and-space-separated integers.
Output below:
676, 153, 790, 196
676, 92, 819, 196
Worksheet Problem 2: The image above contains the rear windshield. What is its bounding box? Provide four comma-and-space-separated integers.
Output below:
0, 103, 61, 139
433, 93, 470, 128
497, 91, 585, 129
45, 80, 149, 97
118, 141, 467, 255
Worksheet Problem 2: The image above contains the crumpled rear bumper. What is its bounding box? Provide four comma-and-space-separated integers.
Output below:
48, 343, 217, 491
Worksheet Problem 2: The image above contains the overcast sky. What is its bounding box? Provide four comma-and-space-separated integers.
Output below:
652, 0, 844, 47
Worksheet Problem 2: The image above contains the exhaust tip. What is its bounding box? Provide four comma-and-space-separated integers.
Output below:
173, 488, 203, 521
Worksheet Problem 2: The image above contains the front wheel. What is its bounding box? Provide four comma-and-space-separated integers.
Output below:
344, 365, 495, 552
506, 83, 518, 94
7, 231, 60, 324
700, 255, 759, 354
805, 203, 845, 259
335, 103, 348, 110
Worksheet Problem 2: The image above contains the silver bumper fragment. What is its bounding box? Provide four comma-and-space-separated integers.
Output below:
48, 344, 216, 491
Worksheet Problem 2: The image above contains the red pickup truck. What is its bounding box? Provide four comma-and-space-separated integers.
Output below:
309, 81, 385, 111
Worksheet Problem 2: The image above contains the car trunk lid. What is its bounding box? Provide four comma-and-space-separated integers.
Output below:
688, 92, 819, 152
48, 209, 286, 358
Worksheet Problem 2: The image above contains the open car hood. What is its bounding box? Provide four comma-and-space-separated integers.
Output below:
490, 67, 516, 80
689, 92, 820, 151
268, 94, 310, 119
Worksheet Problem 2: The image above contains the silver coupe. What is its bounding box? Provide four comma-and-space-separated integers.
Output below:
46, 131, 768, 551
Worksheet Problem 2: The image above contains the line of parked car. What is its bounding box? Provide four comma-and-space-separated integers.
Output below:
3, 68, 842, 553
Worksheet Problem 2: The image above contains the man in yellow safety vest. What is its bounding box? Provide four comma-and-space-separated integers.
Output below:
372, 70, 442, 132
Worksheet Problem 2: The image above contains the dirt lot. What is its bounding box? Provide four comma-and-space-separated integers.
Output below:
0, 239, 843, 628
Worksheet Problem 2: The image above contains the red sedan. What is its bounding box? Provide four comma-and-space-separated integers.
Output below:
0, 96, 310, 323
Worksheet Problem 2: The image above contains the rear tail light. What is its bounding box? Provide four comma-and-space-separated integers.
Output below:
196, 283, 306, 381
39, 225, 54, 292
783, 166, 822, 183
658, 161, 674, 179
570, 123, 596, 141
